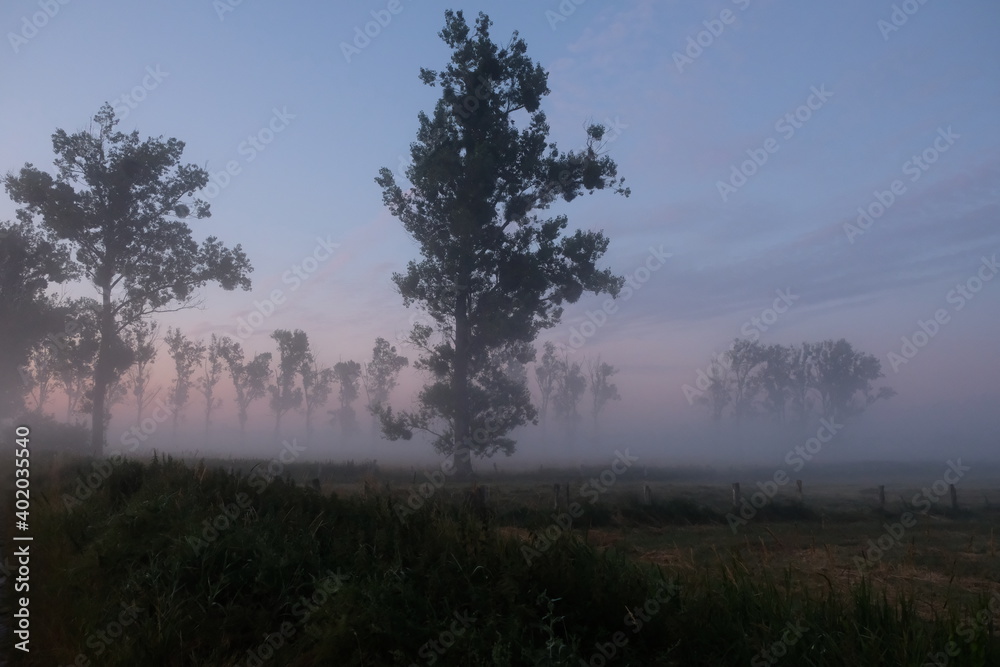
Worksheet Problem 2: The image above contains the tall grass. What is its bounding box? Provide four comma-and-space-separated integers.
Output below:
8, 455, 998, 666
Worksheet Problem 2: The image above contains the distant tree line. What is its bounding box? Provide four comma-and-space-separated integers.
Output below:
685, 338, 895, 425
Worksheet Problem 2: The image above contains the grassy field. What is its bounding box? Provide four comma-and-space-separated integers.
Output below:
2, 450, 999, 665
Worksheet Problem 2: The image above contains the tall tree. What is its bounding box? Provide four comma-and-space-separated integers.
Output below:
757, 343, 794, 423
269, 329, 308, 438
122, 319, 160, 424
587, 355, 620, 429
218, 337, 271, 443
726, 338, 766, 423
165, 328, 204, 443
300, 355, 334, 444
534, 341, 560, 428
51, 297, 100, 423
811, 339, 896, 422
552, 353, 586, 442
0, 220, 73, 420
5, 104, 252, 454
195, 334, 225, 437
360, 337, 409, 436
375, 11, 629, 475
331, 360, 362, 438
25, 337, 58, 415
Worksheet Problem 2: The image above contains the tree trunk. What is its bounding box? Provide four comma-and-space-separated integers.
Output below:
90, 292, 114, 456
452, 282, 473, 479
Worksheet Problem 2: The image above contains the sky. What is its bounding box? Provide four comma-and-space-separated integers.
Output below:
2, 0, 998, 466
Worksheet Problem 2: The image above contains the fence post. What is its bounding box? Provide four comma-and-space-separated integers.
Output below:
878, 485, 885, 511
643, 483, 652, 506
796, 479, 803, 502
732, 482, 741, 509
949, 484, 958, 511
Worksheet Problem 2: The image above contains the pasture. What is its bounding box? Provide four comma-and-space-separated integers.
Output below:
2, 452, 999, 665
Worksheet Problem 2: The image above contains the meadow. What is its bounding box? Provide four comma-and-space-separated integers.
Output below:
2, 451, 999, 666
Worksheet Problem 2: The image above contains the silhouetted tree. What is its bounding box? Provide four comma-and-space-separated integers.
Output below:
269, 329, 307, 438
726, 338, 766, 423
5, 104, 252, 454
360, 337, 408, 436
165, 328, 204, 443
375, 11, 629, 475
195, 334, 225, 437
122, 319, 160, 424
300, 352, 334, 444
552, 353, 586, 442
51, 297, 100, 422
0, 220, 73, 420
534, 342, 559, 429
811, 339, 896, 421
587, 355, 620, 429
331, 360, 362, 438
218, 337, 271, 443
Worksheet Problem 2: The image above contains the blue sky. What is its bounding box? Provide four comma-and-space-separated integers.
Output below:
2, 0, 998, 462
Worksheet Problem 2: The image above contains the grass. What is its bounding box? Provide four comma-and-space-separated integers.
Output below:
2, 451, 999, 665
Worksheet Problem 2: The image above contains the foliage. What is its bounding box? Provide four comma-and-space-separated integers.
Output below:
218, 336, 272, 441
0, 219, 74, 419
4, 103, 252, 453
269, 329, 308, 436
375, 10, 629, 475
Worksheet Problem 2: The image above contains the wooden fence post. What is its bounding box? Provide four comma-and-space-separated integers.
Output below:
643, 483, 652, 506
796, 479, 803, 502
732, 482, 741, 509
